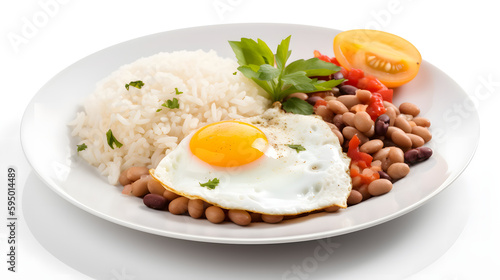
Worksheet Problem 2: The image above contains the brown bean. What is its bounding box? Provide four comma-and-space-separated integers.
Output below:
386, 126, 404, 138
324, 96, 337, 101
163, 189, 180, 201
168, 197, 189, 215
385, 107, 397, 126
147, 178, 166, 195
407, 133, 425, 148
249, 212, 262, 222
131, 175, 150, 197
315, 105, 334, 122
261, 214, 284, 224
394, 116, 412, 133
126, 166, 150, 182
412, 117, 431, 127
399, 102, 420, 117
347, 190, 363, 205
373, 147, 391, 161
287, 92, 308, 100
384, 101, 400, 114
143, 194, 167, 210
364, 125, 375, 138
411, 126, 432, 143
356, 89, 371, 103
324, 205, 340, 212
351, 176, 362, 188
332, 129, 344, 145
367, 179, 393, 196
342, 127, 369, 143
342, 112, 355, 127
399, 114, 414, 121
387, 163, 410, 180
122, 184, 132, 195
332, 114, 344, 131
228, 210, 252, 226
187, 199, 205, 219
354, 111, 374, 133
391, 130, 412, 149
360, 139, 384, 154
337, 95, 361, 109
205, 206, 225, 224
357, 184, 372, 201
327, 100, 348, 114
388, 147, 405, 163
119, 169, 132, 186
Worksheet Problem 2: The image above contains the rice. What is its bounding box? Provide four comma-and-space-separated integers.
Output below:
69, 49, 270, 184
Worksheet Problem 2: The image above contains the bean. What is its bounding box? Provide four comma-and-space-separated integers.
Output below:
342, 112, 355, 127
374, 114, 390, 136
342, 127, 369, 143
386, 126, 403, 138
332, 129, 344, 145
388, 147, 405, 163
394, 116, 412, 133
386, 107, 397, 126
407, 133, 425, 148
126, 166, 150, 182
404, 147, 433, 164
324, 205, 340, 212
249, 212, 262, 222
306, 96, 324, 106
399, 102, 420, 117
356, 89, 371, 103
324, 96, 337, 101
378, 171, 392, 181
374, 147, 391, 161
367, 179, 393, 196
205, 206, 225, 224
354, 111, 374, 133
351, 176, 362, 188
390, 130, 412, 150
364, 125, 375, 138
315, 105, 334, 122
168, 197, 189, 215
387, 163, 410, 180
412, 117, 431, 127
228, 210, 252, 226
332, 114, 345, 131
119, 169, 132, 186
147, 178, 165, 195
143, 194, 167, 210
188, 199, 205, 219
339, 85, 358, 95
122, 184, 132, 195
131, 175, 150, 197
399, 113, 414, 121
384, 101, 400, 114
347, 190, 363, 205
357, 184, 372, 201
261, 214, 284, 224
327, 100, 349, 114
360, 139, 384, 154
287, 92, 308, 100
333, 72, 344, 80
411, 126, 432, 143
337, 95, 361, 109
163, 189, 180, 201
408, 121, 417, 127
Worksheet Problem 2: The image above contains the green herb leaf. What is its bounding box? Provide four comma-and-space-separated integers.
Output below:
156, 108, 162, 112
275, 35, 292, 69
125, 80, 144, 90
174, 88, 183, 95
287, 144, 306, 153
282, 97, 314, 115
284, 58, 340, 77
106, 129, 123, 149
77, 143, 87, 152
233, 71, 237, 75
161, 98, 179, 109
199, 178, 220, 190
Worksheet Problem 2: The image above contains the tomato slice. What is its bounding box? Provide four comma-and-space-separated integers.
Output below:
333, 29, 422, 88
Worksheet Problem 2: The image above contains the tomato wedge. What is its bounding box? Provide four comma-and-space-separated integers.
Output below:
333, 29, 422, 88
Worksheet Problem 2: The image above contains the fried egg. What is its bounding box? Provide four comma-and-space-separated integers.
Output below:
151, 107, 351, 215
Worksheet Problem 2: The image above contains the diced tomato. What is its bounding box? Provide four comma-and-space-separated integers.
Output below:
313, 50, 333, 63
330, 57, 340, 66
313, 99, 328, 109
358, 75, 387, 93
377, 88, 393, 103
344, 68, 364, 87
347, 135, 373, 167
366, 92, 387, 121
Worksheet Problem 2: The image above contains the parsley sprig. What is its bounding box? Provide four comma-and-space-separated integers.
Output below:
199, 178, 219, 190
106, 129, 123, 149
287, 144, 306, 153
229, 36, 343, 114
125, 80, 144, 90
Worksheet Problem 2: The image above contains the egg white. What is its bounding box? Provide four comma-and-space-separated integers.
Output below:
151, 107, 352, 215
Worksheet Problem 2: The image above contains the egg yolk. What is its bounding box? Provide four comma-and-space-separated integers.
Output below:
189, 121, 268, 167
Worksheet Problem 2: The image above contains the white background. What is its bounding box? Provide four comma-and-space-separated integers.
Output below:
1, 0, 498, 279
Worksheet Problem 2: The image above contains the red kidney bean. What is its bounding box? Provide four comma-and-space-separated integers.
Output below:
378, 170, 392, 181
404, 147, 433, 164
306, 96, 324, 106
339, 85, 358, 95
374, 114, 390, 136
143, 194, 167, 210
332, 114, 345, 131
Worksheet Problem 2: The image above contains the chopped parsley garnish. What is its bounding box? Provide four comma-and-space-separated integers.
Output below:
77, 143, 87, 152
199, 178, 219, 190
233, 71, 237, 75
287, 144, 306, 153
174, 88, 183, 95
161, 98, 179, 109
229, 36, 343, 114
125, 80, 144, 90
282, 97, 314, 115
106, 129, 123, 149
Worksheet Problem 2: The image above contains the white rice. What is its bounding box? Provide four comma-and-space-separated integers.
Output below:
69, 50, 270, 184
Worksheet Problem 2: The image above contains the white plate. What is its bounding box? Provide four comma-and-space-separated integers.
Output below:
21, 23, 479, 244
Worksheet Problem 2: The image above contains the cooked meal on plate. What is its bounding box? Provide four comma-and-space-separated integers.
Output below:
69, 29, 433, 226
